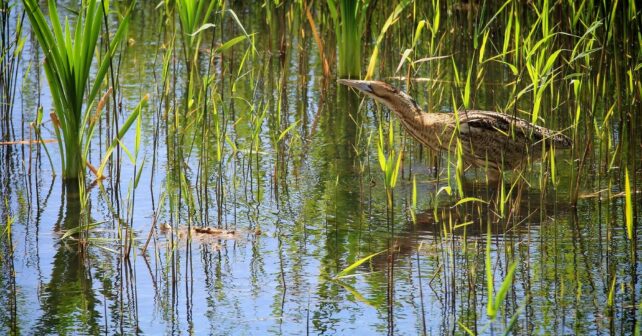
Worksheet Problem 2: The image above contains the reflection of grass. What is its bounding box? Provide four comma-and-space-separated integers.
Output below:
22, 0, 134, 180
2, 205, 13, 251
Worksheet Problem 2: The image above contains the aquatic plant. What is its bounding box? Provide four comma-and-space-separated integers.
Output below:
365, 0, 409, 79
176, 0, 219, 63
377, 119, 403, 208
327, 0, 368, 77
22, 0, 135, 180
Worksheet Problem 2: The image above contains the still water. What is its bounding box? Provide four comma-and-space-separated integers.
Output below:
1, 1, 641, 335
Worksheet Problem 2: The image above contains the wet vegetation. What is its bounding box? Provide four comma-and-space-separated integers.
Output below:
1, 0, 641, 334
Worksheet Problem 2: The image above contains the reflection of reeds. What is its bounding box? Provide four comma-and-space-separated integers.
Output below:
22, 0, 134, 180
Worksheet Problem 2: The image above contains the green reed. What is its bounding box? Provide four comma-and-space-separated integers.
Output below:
409, 175, 417, 223
31, 107, 55, 172
625, 168, 633, 240
22, 0, 134, 181
120, 96, 146, 257
327, 0, 368, 77
176, 0, 219, 64
334, 249, 387, 279
365, 0, 409, 79
160, 0, 255, 229
376, 119, 403, 208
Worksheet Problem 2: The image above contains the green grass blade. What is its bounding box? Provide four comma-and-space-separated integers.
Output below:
454, 197, 489, 207
458, 322, 475, 336
625, 168, 633, 240
97, 95, 148, 177
494, 261, 517, 313
365, 0, 409, 79
215, 34, 252, 53
335, 249, 387, 279
486, 224, 495, 318
87, 1, 135, 107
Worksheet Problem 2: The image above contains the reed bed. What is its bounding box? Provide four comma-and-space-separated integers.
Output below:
0, 0, 640, 334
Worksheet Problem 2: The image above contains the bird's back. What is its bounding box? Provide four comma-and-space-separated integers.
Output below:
454, 110, 571, 169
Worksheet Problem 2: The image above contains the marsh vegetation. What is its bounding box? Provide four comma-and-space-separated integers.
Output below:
0, 0, 641, 334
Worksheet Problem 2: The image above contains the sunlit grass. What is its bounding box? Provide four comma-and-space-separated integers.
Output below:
376, 119, 403, 208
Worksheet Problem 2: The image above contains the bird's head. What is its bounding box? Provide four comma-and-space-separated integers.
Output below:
337, 79, 420, 114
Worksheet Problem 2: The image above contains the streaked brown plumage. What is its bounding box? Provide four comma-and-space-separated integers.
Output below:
338, 79, 571, 172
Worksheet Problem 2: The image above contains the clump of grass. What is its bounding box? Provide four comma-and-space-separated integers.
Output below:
22, 0, 135, 180
176, 0, 218, 66
327, 0, 368, 77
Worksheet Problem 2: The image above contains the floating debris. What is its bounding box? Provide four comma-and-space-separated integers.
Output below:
158, 226, 261, 246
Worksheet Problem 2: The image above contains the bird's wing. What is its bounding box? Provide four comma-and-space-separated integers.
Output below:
458, 110, 550, 145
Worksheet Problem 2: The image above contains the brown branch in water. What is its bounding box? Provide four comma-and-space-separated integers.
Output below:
304, 1, 330, 77
86, 160, 101, 178
90, 87, 113, 127
571, 138, 592, 206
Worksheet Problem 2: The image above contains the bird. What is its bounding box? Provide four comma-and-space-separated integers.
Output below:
338, 79, 572, 176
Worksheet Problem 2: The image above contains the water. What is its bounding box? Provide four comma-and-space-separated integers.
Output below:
1, 1, 641, 335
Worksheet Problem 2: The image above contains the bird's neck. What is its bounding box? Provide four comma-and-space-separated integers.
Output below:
383, 95, 425, 122
383, 97, 448, 152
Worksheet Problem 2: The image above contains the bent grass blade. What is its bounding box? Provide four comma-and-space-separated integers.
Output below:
334, 249, 388, 279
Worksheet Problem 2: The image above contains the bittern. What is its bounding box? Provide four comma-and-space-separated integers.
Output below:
338, 79, 571, 174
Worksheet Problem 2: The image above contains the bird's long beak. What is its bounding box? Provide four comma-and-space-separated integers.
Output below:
337, 79, 373, 93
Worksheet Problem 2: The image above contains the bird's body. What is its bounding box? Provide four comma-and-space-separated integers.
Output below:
338, 79, 571, 172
